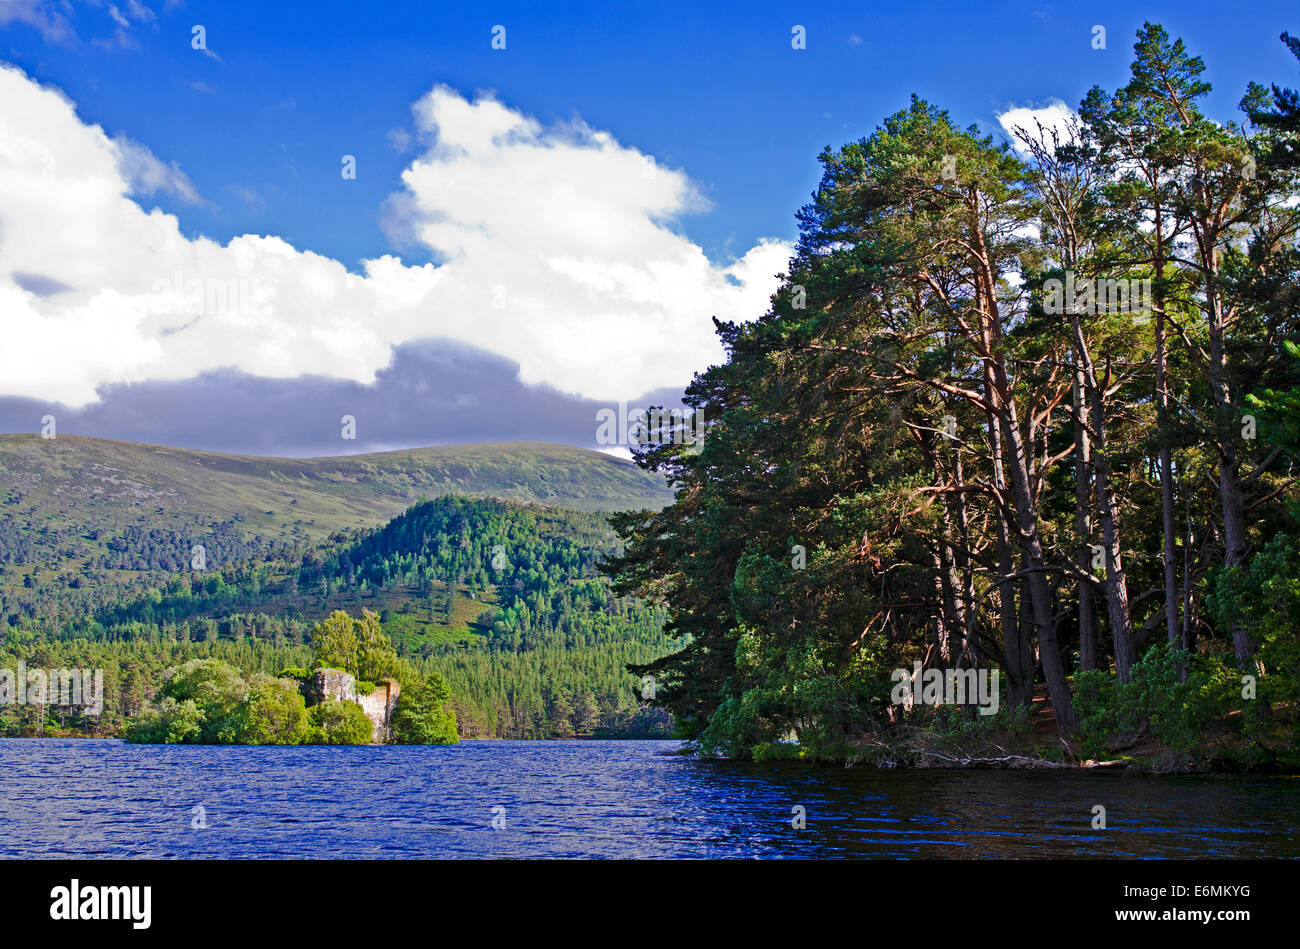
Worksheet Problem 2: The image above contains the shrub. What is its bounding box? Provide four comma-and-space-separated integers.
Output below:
389, 673, 459, 744
160, 659, 249, 743
124, 697, 203, 744
1210, 534, 1300, 708
1076, 646, 1223, 759
930, 698, 1035, 746
235, 674, 312, 745
308, 700, 374, 745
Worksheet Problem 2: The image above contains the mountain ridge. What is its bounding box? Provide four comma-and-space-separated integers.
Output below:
0, 434, 670, 527
0, 434, 670, 617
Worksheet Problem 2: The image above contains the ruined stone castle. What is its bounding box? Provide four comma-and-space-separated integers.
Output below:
300, 669, 401, 743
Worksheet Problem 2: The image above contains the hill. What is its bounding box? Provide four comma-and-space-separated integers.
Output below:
2, 496, 676, 740
0, 434, 671, 620
0, 434, 670, 527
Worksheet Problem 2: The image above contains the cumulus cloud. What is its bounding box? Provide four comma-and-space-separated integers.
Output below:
996, 98, 1079, 154
0, 66, 791, 408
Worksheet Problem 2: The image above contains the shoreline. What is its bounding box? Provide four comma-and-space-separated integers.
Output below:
5, 733, 1297, 774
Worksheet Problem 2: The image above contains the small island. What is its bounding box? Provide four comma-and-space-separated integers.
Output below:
125, 609, 458, 746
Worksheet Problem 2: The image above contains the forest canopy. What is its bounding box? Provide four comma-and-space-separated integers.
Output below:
608, 24, 1300, 767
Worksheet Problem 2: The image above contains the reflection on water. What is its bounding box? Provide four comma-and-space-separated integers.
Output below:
2, 738, 1297, 858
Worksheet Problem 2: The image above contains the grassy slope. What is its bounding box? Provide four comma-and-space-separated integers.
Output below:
0, 434, 670, 543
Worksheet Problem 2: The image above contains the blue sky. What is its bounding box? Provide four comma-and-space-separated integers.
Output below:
0, 0, 1297, 454
7, 0, 1296, 268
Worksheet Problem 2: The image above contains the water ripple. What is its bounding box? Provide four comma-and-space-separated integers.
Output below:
1, 739, 1298, 858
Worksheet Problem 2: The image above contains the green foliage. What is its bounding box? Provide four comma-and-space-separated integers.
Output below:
124, 657, 365, 745
124, 697, 203, 744
295, 498, 674, 738
158, 659, 250, 744
0, 435, 670, 625
389, 673, 459, 745
1209, 534, 1300, 704
1073, 671, 1118, 759
1074, 647, 1300, 769
235, 675, 312, 745
308, 700, 374, 745
14, 25, 1300, 769
927, 700, 1035, 747
311, 611, 361, 677
309, 610, 407, 689
15, 496, 674, 740
1075, 646, 1229, 760
606, 24, 1300, 763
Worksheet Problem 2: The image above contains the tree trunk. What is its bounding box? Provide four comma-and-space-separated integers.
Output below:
1154, 246, 1181, 652
1000, 401, 1076, 732
990, 412, 1032, 710
1072, 358, 1099, 672
1069, 316, 1135, 681
932, 548, 954, 667
1087, 367, 1136, 681
1182, 498, 1196, 654
952, 451, 978, 666
1203, 236, 1263, 674
972, 218, 1075, 732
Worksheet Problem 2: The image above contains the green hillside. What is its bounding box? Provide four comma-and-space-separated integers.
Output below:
0, 434, 671, 621
0, 437, 677, 739
1, 496, 676, 740
0, 434, 670, 526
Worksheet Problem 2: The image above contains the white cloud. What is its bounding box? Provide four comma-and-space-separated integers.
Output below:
386, 126, 413, 153
125, 1, 157, 25
0, 1, 76, 45
0, 66, 791, 407
996, 98, 1079, 154
110, 135, 203, 204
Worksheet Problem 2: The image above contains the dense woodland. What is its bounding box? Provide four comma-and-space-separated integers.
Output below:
0, 497, 671, 740
609, 25, 1300, 767
0, 512, 301, 626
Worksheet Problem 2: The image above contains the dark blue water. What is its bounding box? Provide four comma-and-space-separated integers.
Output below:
3, 738, 1298, 858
